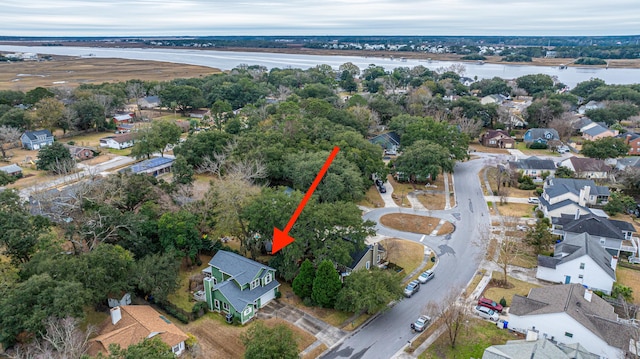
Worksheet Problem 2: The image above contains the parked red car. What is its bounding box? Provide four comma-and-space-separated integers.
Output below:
478, 297, 503, 313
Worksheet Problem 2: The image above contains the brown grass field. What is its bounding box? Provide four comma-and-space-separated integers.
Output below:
616, 266, 640, 305
380, 213, 453, 235
0, 56, 219, 91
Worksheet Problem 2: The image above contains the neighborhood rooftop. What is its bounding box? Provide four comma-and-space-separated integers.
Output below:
129, 157, 174, 174
208, 250, 276, 286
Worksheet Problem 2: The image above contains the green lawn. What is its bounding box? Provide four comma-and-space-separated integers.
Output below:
166, 255, 211, 312
515, 142, 561, 157
419, 318, 522, 359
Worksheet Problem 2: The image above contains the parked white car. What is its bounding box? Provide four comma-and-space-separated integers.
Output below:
474, 305, 499, 321
528, 197, 539, 204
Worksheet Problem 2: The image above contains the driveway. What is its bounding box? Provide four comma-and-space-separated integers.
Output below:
321, 157, 491, 359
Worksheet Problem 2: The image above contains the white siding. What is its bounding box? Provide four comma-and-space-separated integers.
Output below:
508, 312, 624, 359
535, 255, 614, 294
548, 192, 580, 205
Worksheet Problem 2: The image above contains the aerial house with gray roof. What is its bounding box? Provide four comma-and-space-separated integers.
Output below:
203, 251, 280, 324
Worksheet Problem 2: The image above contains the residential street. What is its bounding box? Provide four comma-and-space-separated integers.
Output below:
321, 156, 491, 359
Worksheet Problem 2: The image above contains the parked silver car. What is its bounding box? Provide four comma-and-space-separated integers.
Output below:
629, 255, 640, 264
417, 269, 435, 284
403, 280, 420, 298
473, 305, 499, 321
410, 315, 431, 332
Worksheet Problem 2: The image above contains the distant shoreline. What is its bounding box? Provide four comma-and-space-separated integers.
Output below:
2, 41, 640, 69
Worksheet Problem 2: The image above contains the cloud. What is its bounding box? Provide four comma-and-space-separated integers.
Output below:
1, 0, 639, 36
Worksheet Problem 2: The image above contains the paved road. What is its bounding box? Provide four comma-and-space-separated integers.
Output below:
321, 157, 493, 359
18, 155, 136, 201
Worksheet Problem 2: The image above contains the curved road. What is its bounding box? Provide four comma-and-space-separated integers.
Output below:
322, 156, 493, 359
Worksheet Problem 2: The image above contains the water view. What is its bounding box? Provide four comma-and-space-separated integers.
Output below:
2, 44, 640, 88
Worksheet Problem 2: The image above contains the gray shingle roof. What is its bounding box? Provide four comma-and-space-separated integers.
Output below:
554, 213, 628, 239
22, 129, 53, 141
540, 196, 591, 214
583, 125, 613, 137
209, 251, 276, 287
544, 178, 609, 198
215, 278, 280, 312
510, 284, 632, 350
509, 156, 556, 171
482, 338, 599, 359
525, 128, 560, 142
538, 233, 615, 279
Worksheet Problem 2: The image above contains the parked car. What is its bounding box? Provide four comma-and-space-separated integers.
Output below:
474, 305, 499, 321
410, 315, 431, 332
557, 145, 570, 154
404, 280, 420, 298
417, 269, 435, 284
528, 197, 539, 204
629, 255, 640, 264
378, 185, 387, 193
516, 224, 528, 231
478, 297, 504, 313
375, 179, 383, 187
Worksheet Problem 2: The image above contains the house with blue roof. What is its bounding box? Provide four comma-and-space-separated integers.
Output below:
21, 129, 54, 150
127, 157, 174, 176
523, 128, 559, 144
202, 251, 280, 324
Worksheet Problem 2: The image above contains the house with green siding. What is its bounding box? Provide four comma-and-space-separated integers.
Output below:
202, 251, 280, 324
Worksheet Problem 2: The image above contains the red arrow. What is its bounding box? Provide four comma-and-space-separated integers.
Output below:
271, 146, 340, 254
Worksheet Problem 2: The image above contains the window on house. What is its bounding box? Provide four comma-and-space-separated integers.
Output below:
244, 307, 252, 316
565, 332, 573, 338
251, 279, 260, 289
578, 275, 584, 279
579, 263, 585, 269
222, 302, 229, 311
366, 261, 371, 270
173, 345, 179, 353
263, 273, 272, 285
600, 238, 606, 245
214, 299, 220, 310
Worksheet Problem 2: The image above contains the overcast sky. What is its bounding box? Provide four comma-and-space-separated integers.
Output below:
2, 0, 639, 37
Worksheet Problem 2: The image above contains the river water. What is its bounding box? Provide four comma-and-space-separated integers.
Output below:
2, 44, 640, 88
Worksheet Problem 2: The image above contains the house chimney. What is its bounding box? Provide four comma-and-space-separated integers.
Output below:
578, 186, 589, 207
584, 289, 593, 302
526, 330, 539, 341
611, 255, 618, 269
626, 134, 632, 145
111, 306, 122, 325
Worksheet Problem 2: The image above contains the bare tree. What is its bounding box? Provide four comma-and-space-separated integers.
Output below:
453, 115, 483, 139
0, 125, 21, 159
495, 216, 524, 285
425, 289, 469, 348
93, 93, 115, 120
10, 317, 95, 359
548, 112, 575, 143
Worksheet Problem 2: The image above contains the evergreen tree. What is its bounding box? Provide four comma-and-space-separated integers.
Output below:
311, 260, 342, 308
292, 259, 315, 299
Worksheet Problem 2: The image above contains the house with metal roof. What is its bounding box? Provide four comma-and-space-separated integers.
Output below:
128, 157, 174, 176
508, 284, 636, 359
20, 129, 54, 150
202, 251, 280, 324
0, 163, 22, 177
552, 213, 636, 256
369, 131, 401, 152
536, 233, 616, 294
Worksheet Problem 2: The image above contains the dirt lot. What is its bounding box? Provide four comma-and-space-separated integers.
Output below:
0, 56, 219, 91
380, 213, 454, 235
178, 315, 315, 359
